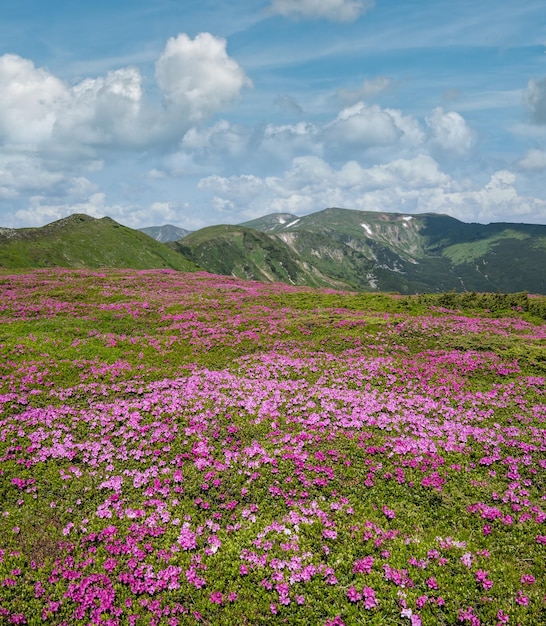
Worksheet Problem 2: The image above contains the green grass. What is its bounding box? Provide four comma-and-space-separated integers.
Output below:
442, 230, 530, 264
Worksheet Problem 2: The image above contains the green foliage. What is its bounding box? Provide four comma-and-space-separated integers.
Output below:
412, 291, 546, 320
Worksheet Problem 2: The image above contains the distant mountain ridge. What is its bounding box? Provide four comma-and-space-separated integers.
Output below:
173, 208, 546, 294
241, 213, 300, 233
139, 224, 191, 242
1, 209, 545, 294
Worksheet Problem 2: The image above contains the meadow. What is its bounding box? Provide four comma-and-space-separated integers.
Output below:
0, 269, 544, 625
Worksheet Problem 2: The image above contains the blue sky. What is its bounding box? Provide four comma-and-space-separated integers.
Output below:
1, 0, 545, 229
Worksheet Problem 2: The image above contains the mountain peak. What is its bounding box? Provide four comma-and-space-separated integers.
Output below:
240, 213, 299, 232
0, 213, 198, 271
139, 224, 191, 243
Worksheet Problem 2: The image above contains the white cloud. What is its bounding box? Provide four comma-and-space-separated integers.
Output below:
198, 173, 266, 205
0, 34, 252, 225
124, 201, 179, 228
524, 77, 546, 124
12, 192, 109, 227
59, 67, 147, 147
0, 33, 250, 154
261, 122, 321, 161
147, 168, 168, 180
0, 151, 101, 213
0, 55, 149, 149
368, 154, 451, 189
165, 103, 471, 181
0, 54, 68, 144
196, 157, 546, 224
9, 193, 184, 230
426, 107, 474, 155
197, 154, 448, 219
323, 102, 425, 149
0, 152, 65, 195
166, 120, 321, 174
429, 170, 546, 224
518, 148, 546, 170
181, 120, 251, 159
155, 33, 251, 123
268, 0, 374, 22
278, 155, 335, 191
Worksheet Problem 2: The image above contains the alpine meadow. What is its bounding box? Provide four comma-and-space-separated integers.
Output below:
0, 268, 545, 625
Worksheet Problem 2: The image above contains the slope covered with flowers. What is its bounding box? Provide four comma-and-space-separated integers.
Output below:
0, 269, 544, 625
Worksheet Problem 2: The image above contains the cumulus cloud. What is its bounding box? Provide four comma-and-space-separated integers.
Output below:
181, 120, 251, 159
145, 102, 474, 182
58, 67, 148, 147
162, 102, 428, 176
155, 33, 251, 124
261, 122, 321, 161
268, 0, 374, 22
197, 154, 450, 219
0, 152, 65, 196
0, 55, 68, 144
518, 148, 546, 170
323, 102, 425, 149
524, 77, 546, 124
429, 170, 546, 223
0, 32, 250, 153
0, 150, 102, 213
166, 120, 321, 174
0, 33, 251, 222
170, 103, 472, 173
426, 107, 474, 155
197, 156, 546, 224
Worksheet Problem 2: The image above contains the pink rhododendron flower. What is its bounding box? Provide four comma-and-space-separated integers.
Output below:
353, 556, 374, 574
515, 590, 529, 606
177, 524, 197, 550
382, 506, 396, 519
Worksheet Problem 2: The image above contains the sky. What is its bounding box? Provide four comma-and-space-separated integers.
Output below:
1, 0, 546, 230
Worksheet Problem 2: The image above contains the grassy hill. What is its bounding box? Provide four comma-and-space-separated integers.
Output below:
0, 214, 199, 271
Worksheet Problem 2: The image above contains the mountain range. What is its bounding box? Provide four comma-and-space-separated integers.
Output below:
168, 208, 546, 294
1, 208, 545, 294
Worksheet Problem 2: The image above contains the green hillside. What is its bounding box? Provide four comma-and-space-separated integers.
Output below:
169, 224, 350, 289
184, 208, 546, 294
0, 214, 199, 271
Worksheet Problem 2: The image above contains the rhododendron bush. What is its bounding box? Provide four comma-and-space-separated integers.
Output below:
0, 269, 544, 625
